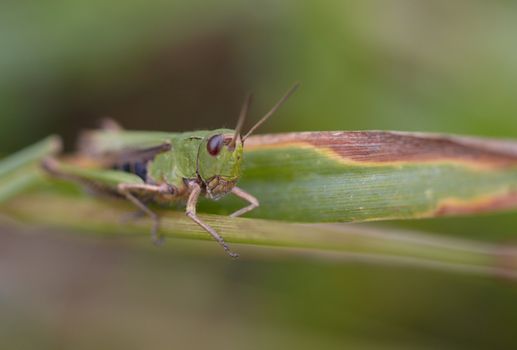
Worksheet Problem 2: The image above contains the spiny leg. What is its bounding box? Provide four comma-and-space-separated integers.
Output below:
186, 182, 239, 259
118, 183, 170, 246
230, 187, 259, 218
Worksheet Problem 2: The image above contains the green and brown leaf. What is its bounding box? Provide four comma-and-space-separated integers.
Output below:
209, 131, 517, 221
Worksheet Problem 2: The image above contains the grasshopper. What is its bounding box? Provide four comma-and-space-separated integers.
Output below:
42, 84, 299, 258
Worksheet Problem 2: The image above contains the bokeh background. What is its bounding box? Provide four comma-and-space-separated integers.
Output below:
1, 1, 517, 349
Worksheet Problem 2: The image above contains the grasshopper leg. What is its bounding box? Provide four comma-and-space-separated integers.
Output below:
117, 183, 171, 246
186, 182, 239, 259
229, 187, 259, 218
43, 157, 173, 246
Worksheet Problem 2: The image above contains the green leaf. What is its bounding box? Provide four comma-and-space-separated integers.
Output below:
202, 131, 517, 221
0, 136, 61, 202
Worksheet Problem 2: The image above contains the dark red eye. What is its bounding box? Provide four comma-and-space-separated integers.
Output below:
207, 134, 224, 156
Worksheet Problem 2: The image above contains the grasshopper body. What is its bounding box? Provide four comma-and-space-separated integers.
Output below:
43, 84, 299, 258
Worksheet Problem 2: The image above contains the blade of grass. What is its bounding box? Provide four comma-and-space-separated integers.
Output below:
1, 190, 516, 278
0, 136, 61, 178
0, 136, 61, 203
2, 131, 517, 225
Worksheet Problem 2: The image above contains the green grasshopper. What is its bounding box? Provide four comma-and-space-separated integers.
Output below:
42, 84, 299, 258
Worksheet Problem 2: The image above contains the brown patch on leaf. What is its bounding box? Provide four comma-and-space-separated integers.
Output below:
247, 131, 517, 168
434, 192, 517, 217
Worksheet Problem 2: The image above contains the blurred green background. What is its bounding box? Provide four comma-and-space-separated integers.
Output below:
1, 0, 517, 349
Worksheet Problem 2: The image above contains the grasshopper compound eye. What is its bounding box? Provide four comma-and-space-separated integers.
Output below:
207, 134, 224, 156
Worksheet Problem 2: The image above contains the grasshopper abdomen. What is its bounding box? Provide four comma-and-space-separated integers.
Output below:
113, 161, 149, 182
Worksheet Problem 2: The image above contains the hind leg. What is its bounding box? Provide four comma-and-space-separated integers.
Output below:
117, 183, 173, 245
42, 157, 173, 245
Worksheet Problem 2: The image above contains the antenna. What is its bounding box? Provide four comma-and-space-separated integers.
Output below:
242, 82, 300, 142
229, 93, 252, 149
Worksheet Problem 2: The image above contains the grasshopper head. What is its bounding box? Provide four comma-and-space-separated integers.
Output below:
197, 130, 244, 199
197, 83, 299, 199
